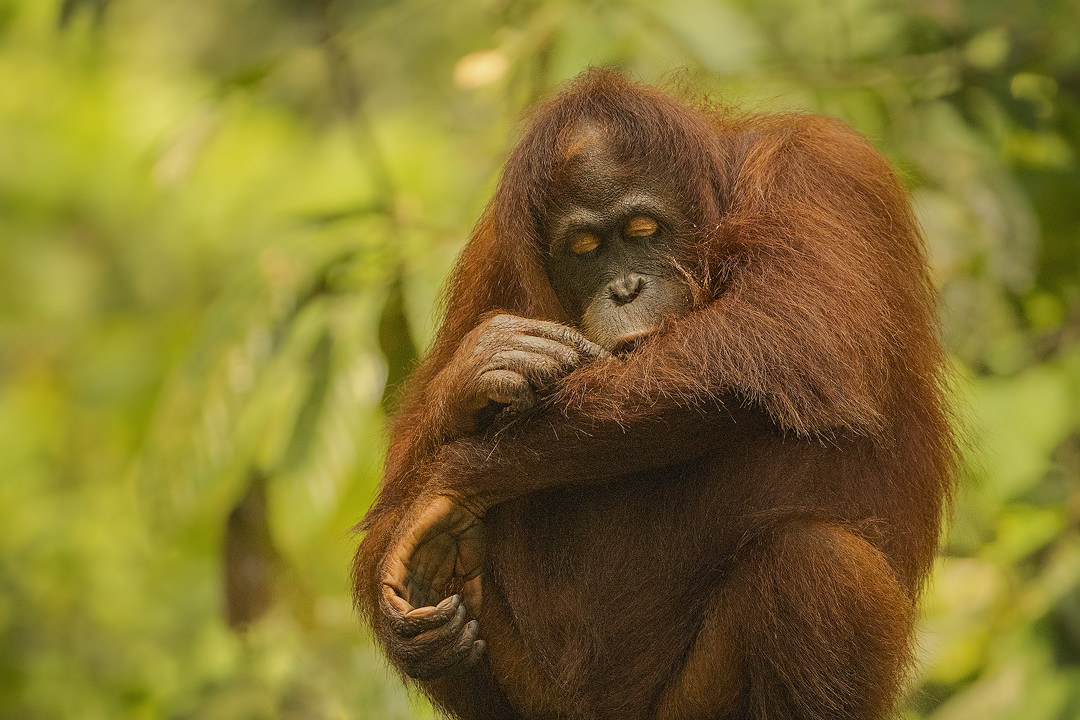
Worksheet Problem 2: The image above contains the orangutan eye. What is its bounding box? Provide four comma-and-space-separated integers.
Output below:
625, 216, 659, 238
569, 231, 601, 255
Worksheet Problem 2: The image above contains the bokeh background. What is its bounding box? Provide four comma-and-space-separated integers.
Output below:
2, 0, 1079, 718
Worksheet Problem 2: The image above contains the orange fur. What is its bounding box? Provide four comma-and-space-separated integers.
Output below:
354, 69, 957, 720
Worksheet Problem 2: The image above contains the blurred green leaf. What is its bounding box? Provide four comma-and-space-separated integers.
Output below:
1, 0, 1079, 717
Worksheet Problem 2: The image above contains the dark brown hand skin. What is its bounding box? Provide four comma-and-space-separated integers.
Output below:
378, 315, 608, 680
379, 498, 485, 680
430, 313, 610, 438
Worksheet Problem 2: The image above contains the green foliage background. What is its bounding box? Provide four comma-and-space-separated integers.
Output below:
1, 0, 1078, 717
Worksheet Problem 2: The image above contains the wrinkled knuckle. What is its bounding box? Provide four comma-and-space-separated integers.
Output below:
552, 324, 576, 343
400, 638, 436, 664
482, 368, 510, 388
489, 313, 516, 331
506, 373, 531, 393
441, 609, 466, 636
508, 350, 539, 373
476, 368, 504, 389
542, 356, 563, 375
383, 605, 406, 627
452, 640, 473, 663
390, 641, 418, 669
556, 346, 580, 367
398, 644, 421, 664
392, 619, 419, 639
529, 363, 558, 386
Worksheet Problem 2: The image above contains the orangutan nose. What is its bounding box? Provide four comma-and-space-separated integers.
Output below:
608, 273, 645, 305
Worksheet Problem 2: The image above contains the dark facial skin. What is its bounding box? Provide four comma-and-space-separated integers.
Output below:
544, 139, 694, 352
